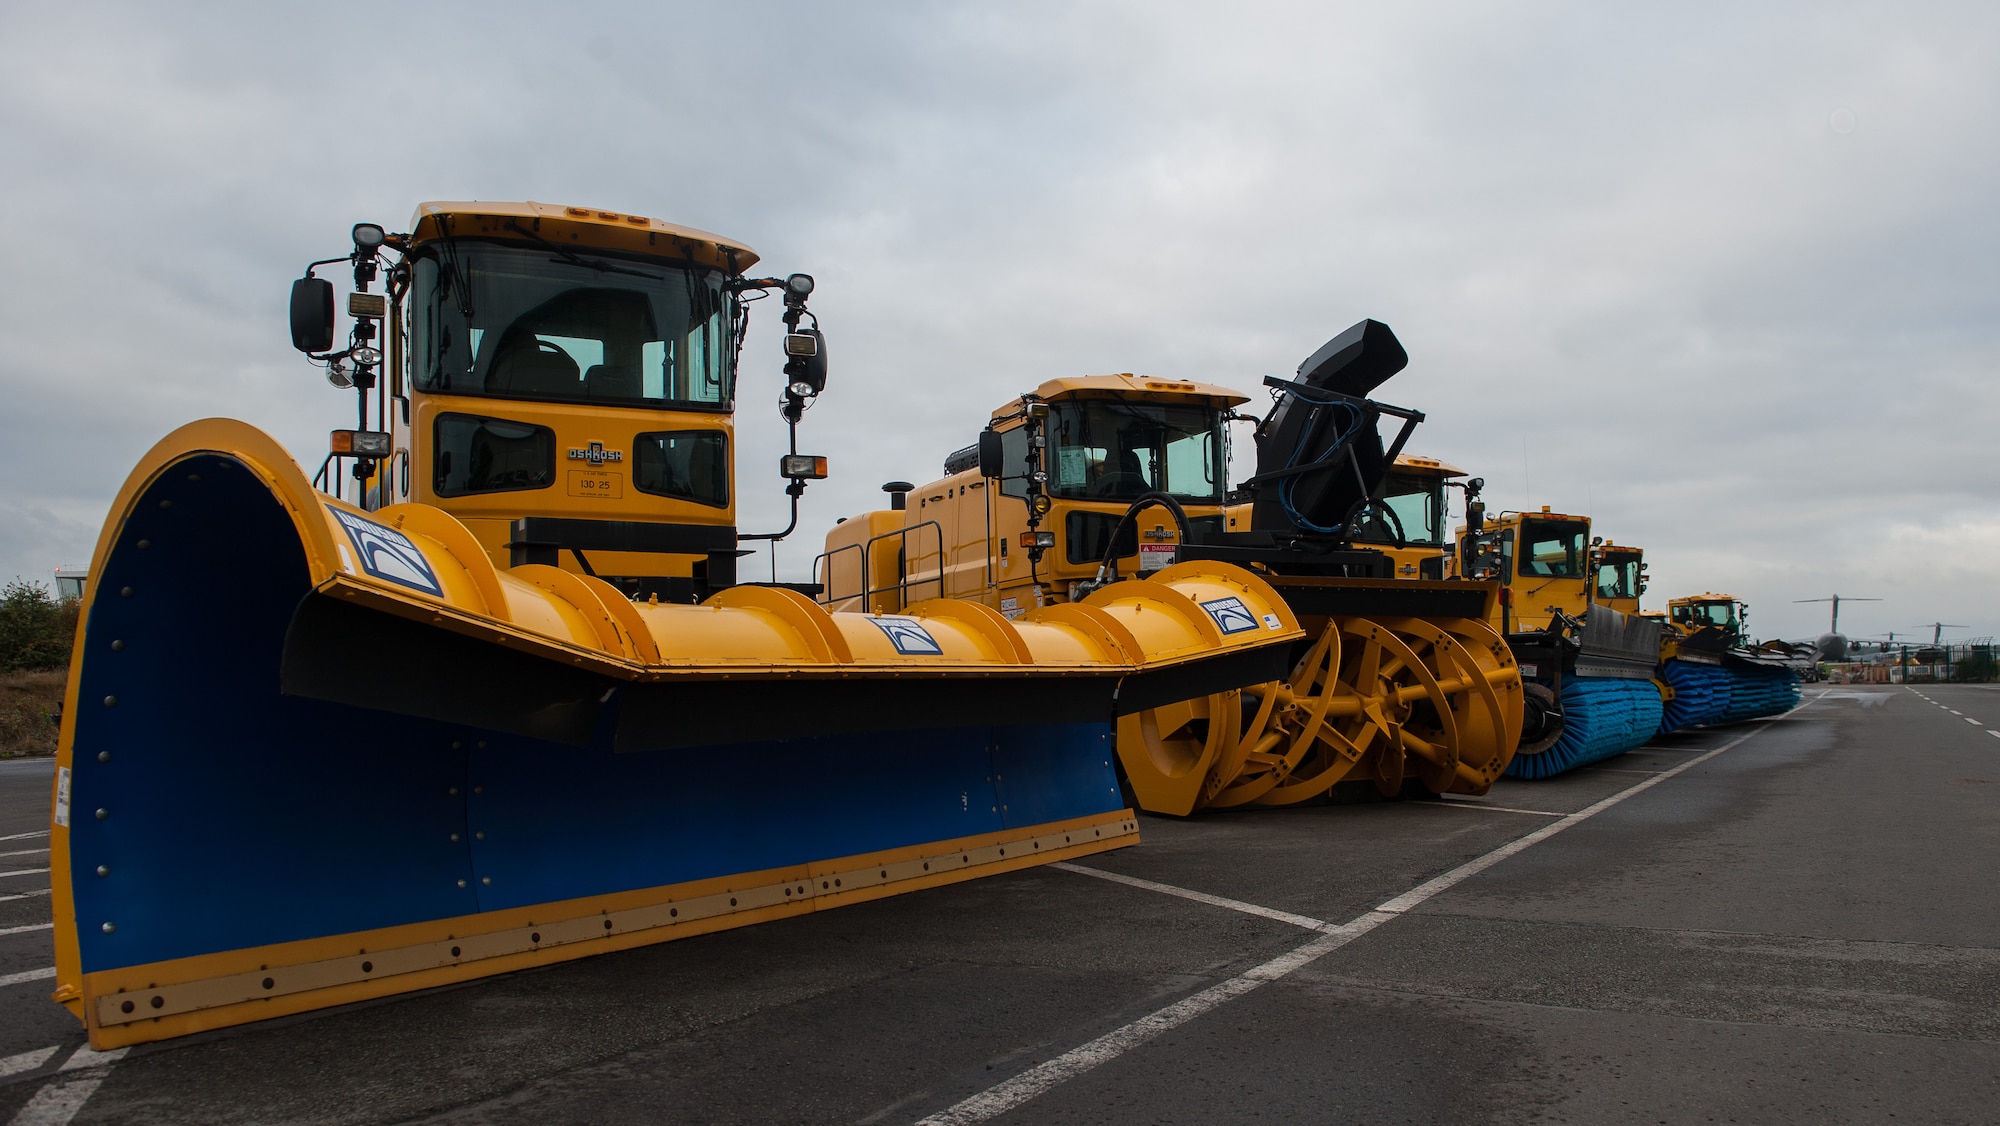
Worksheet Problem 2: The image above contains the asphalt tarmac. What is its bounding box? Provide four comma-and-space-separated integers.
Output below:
0, 683, 1994, 1124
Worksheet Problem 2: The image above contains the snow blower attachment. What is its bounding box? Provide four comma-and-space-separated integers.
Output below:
48, 202, 1305, 1048
817, 319, 1526, 816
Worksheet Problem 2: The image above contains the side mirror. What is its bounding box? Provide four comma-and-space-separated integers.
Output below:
290, 277, 336, 353
1466, 499, 1486, 534
977, 429, 1005, 478
783, 329, 827, 396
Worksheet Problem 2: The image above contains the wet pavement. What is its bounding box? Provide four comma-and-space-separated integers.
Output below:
0, 684, 1994, 1124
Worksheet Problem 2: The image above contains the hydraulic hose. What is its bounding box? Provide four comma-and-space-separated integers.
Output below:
1275, 393, 1365, 534
1339, 495, 1407, 549
1090, 492, 1192, 591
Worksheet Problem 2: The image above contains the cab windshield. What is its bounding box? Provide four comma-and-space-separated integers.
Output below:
1047, 400, 1223, 503
1677, 602, 1735, 627
1353, 471, 1444, 546
1517, 519, 1587, 578
409, 240, 734, 410
1595, 553, 1641, 600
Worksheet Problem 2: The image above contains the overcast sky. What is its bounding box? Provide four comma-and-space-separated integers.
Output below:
1, 2, 1994, 643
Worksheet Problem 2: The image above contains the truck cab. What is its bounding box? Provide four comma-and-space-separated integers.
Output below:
295, 201, 824, 603
1452, 507, 1594, 633
1668, 593, 1750, 648
1356, 455, 1464, 580
818, 375, 1242, 614
1591, 541, 1647, 615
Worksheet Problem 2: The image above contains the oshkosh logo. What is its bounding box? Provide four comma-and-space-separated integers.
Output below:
567, 442, 624, 466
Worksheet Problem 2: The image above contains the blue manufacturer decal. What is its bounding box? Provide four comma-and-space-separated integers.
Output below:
329, 507, 444, 596
869, 616, 944, 655
1200, 596, 1260, 635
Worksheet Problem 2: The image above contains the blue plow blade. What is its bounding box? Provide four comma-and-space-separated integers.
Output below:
1506, 676, 1665, 780
65, 455, 1128, 984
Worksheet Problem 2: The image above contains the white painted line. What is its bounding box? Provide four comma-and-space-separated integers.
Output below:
9, 1047, 130, 1126
0, 967, 55, 988
56, 1046, 125, 1073
1950, 710, 1963, 715
916, 707, 1803, 1125
0, 890, 51, 905
1052, 863, 1331, 932
11, 1069, 116, 1126
915, 922, 1380, 1126
1419, 801, 1564, 817
0, 1047, 58, 1079
0, 923, 53, 937
1375, 724, 1776, 915
1587, 767, 1660, 774
0, 832, 48, 844
0, 870, 50, 880
0, 848, 48, 859
1989, 730, 2000, 739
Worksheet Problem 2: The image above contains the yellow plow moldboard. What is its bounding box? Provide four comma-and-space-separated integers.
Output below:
51, 420, 1302, 1047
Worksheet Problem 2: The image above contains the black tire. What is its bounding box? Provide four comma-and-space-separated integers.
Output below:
1517, 681, 1566, 756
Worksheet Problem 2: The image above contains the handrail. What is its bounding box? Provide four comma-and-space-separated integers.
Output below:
865, 520, 945, 612
812, 522, 947, 613
811, 542, 866, 607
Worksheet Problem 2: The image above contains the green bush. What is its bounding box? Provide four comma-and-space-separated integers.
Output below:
0, 580, 79, 673
1956, 651, 1998, 684
0, 671, 64, 756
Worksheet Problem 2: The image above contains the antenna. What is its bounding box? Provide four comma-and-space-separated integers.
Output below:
1792, 594, 1882, 635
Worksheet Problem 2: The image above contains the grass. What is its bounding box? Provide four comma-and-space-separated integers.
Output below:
0, 670, 65, 757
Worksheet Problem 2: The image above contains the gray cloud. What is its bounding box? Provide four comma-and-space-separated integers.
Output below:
1, 1, 1993, 642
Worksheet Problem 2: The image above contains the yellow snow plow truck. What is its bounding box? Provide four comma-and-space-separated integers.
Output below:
48, 202, 1307, 1047
818, 319, 1525, 816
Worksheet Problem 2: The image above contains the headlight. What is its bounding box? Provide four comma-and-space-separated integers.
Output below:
779, 454, 829, 480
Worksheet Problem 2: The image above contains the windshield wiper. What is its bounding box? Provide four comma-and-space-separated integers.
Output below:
502, 220, 665, 280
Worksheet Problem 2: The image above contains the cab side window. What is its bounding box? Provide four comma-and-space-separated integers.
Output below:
633, 430, 728, 507
997, 426, 1031, 501
433, 413, 555, 496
